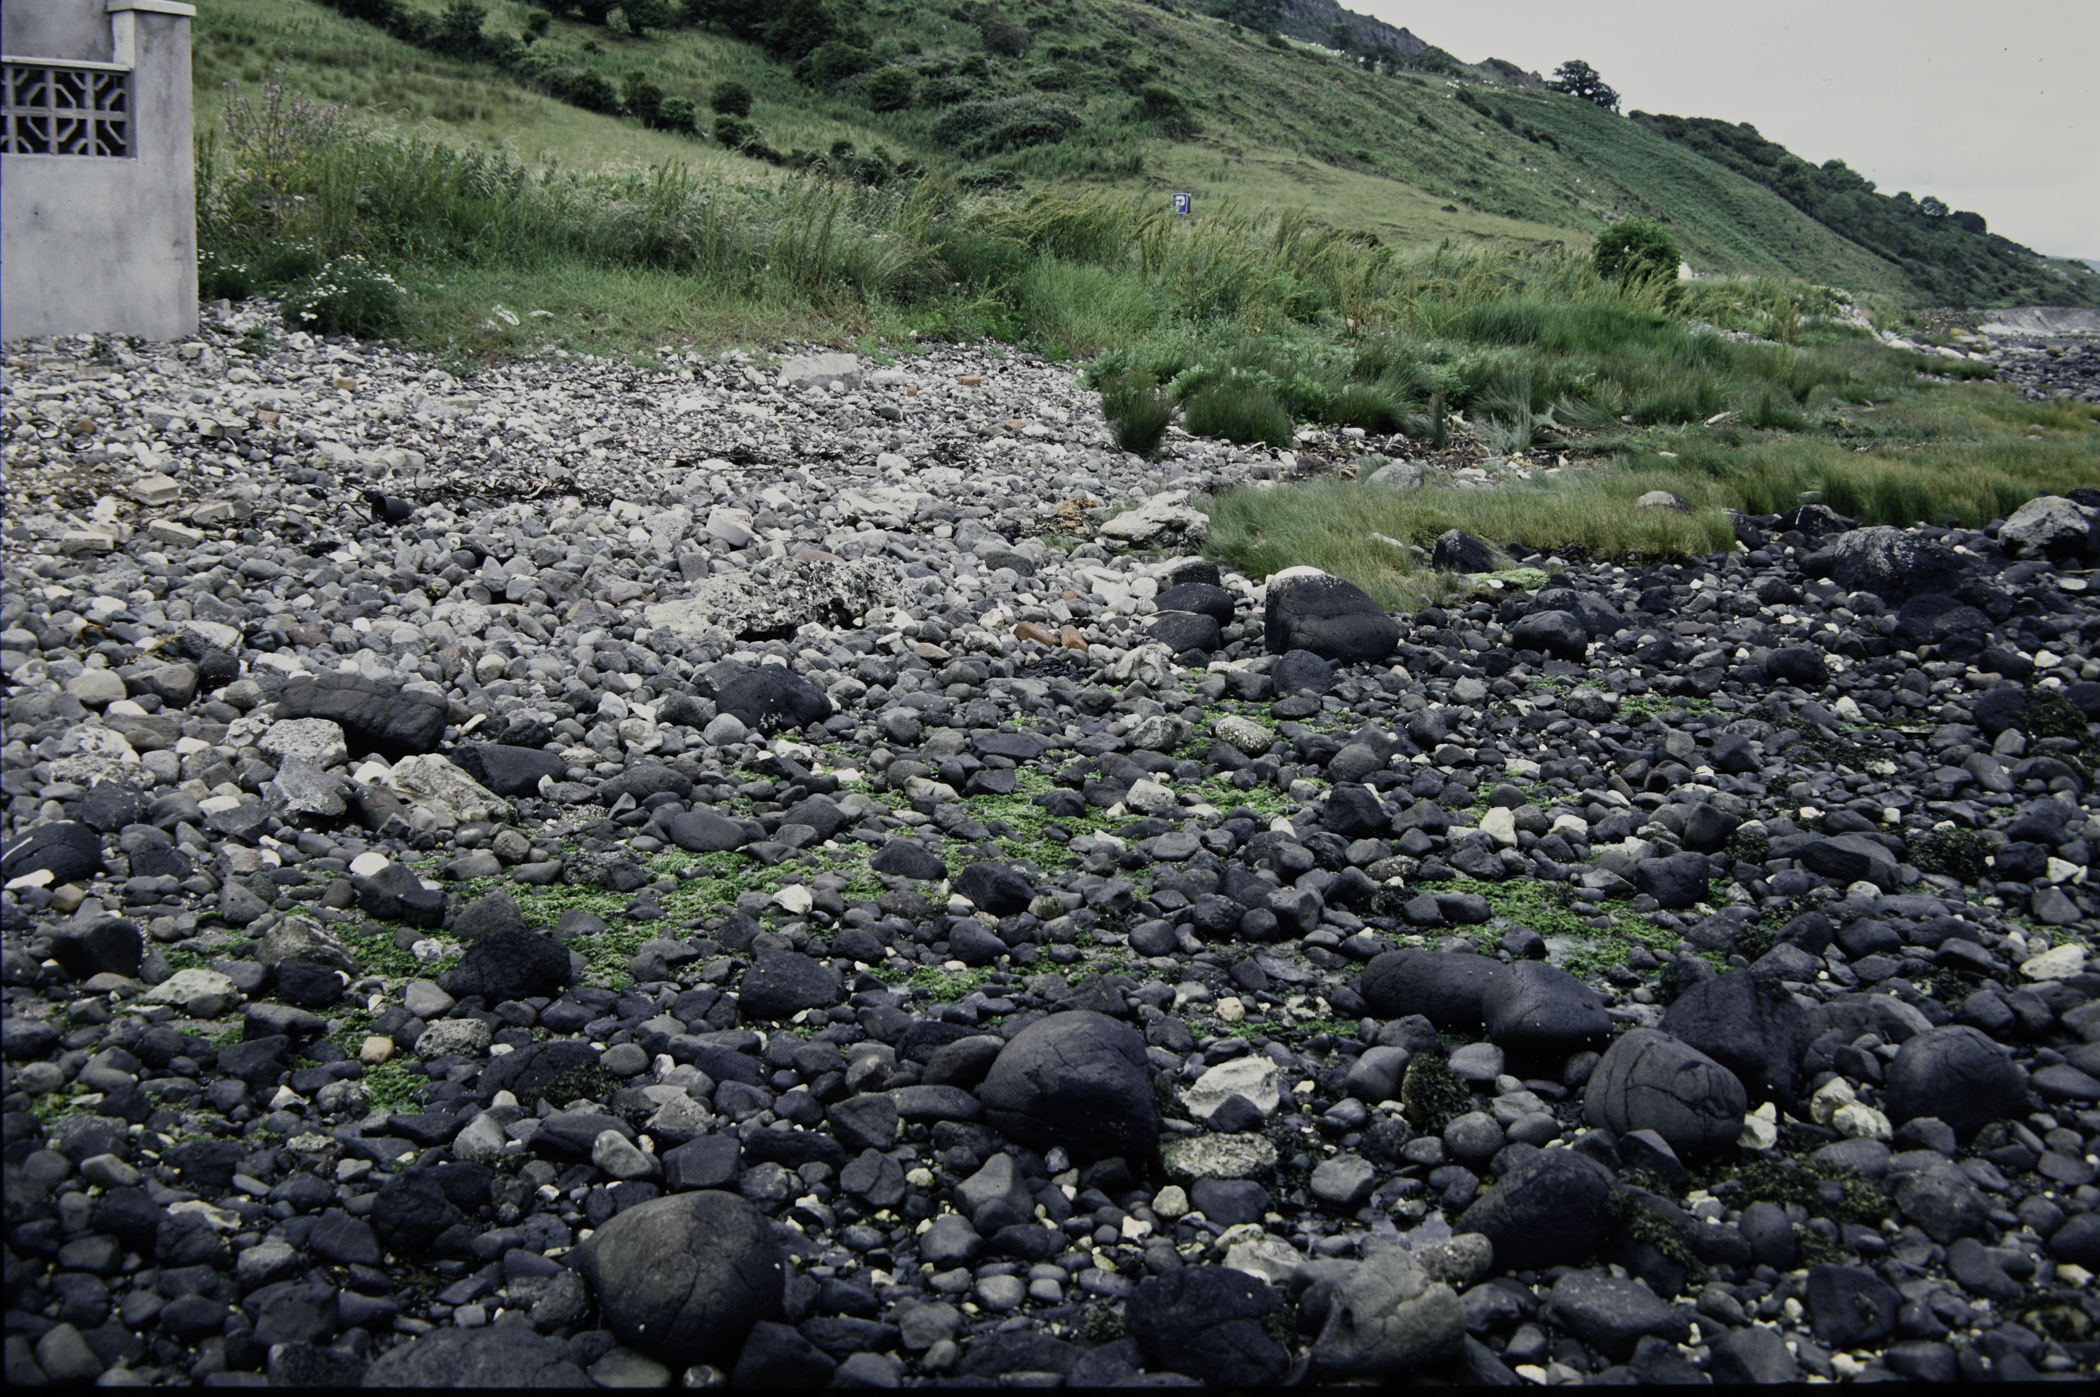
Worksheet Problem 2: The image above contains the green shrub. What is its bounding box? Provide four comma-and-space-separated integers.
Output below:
865, 66, 915, 111
930, 95, 1080, 157
563, 69, 619, 114
1594, 217, 1681, 285
708, 78, 753, 117
280, 254, 404, 336
977, 8, 1031, 57
1098, 371, 1173, 455
1134, 84, 1196, 138
621, 69, 663, 125
655, 94, 697, 134
919, 74, 976, 105
1185, 382, 1293, 446
713, 113, 761, 151
800, 40, 875, 88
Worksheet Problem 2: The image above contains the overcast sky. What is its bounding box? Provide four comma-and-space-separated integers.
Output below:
1354, 0, 2098, 257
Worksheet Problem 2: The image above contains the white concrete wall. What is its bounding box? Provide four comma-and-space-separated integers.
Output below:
3, 1, 198, 342
2, 2, 116, 63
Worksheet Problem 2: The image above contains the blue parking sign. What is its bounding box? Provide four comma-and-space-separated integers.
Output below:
1172, 192, 1191, 217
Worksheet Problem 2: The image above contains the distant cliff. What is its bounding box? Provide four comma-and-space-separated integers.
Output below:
1276, 0, 1426, 55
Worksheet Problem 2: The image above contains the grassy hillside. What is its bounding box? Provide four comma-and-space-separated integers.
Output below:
1633, 112, 2100, 309
197, 0, 1924, 300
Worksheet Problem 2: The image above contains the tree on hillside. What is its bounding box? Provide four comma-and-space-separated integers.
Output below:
1593, 218, 1679, 285
1330, 22, 1354, 52
1548, 59, 1620, 112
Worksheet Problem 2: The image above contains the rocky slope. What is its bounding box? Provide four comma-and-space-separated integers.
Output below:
3, 310, 2099, 1387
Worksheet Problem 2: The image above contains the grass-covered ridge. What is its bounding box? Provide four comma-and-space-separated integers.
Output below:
193, 0, 2093, 308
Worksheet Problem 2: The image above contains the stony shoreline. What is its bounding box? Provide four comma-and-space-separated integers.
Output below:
4, 310, 2099, 1387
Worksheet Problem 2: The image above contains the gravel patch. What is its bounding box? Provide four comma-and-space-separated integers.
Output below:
3, 311, 2098, 1386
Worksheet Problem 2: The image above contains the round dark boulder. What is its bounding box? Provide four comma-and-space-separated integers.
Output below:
579, 1191, 785, 1366
1360, 949, 1499, 1029
716, 667, 833, 734
1147, 610, 1222, 655
1882, 1025, 2027, 1138
449, 744, 566, 798
2, 820, 105, 885
1458, 1148, 1614, 1272
1127, 1265, 1289, 1388
274, 961, 342, 1010
443, 926, 575, 1006
737, 949, 843, 1022
1826, 526, 1961, 603
1154, 582, 1235, 625
1660, 968, 1809, 1104
665, 810, 746, 853
1263, 570, 1399, 662
1582, 1028, 1747, 1158
977, 1010, 1159, 1156
1509, 610, 1587, 663
953, 862, 1034, 917
1764, 646, 1829, 686
1271, 648, 1336, 698
373, 1170, 464, 1256
1482, 960, 1608, 1059
868, 839, 946, 881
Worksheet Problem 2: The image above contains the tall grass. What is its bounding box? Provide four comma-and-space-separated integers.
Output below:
1207, 408, 2100, 608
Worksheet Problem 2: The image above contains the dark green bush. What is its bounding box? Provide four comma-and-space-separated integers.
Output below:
865, 66, 915, 111
919, 74, 976, 105
977, 8, 1031, 57
708, 78, 753, 116
655, 94, 697, 133
799, 40, 875, 88
1184, 383, 1292, 446
1098, 372, 1173, 455
1133, 84, 1196, 138
559, 69, 619, 113
930, 95, 1080, 157
622, 70, 663, 125
1594, 217, 1681, 285
279, 255, 404, 337
713, 113, 761, 150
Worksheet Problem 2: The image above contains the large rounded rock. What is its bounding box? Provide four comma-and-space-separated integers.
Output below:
578, 1191, 785, 1366
1764, 646, 1828, 686
443, 927, 574, 1006
1263, 568, 1399, 662
1882, 1025, 2027, 1138
737, 949, 843, 1022
1582, 1028, 1747, 1158
1999, 494, 2098, 560
1825, 526, 1961, 603
977, 1010, 1159, 1156
1483, 961, 1608, 1059
1509, 610, 1587, 663
276, 671, 448, 756
1154, 582, 1235, 625
448, 743, 565, 798
715, 667, 833, 734
363, 1326, 584, 1386
1126, 1266, 1288, 1387
1311, 1238, 1484, 1376
2, 821, 105, 885
1458, 1149, 1614, 1272
1661, 969, 1809, 1104
1147, 610, 1222, 655
1360, 949, 1499, 1029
